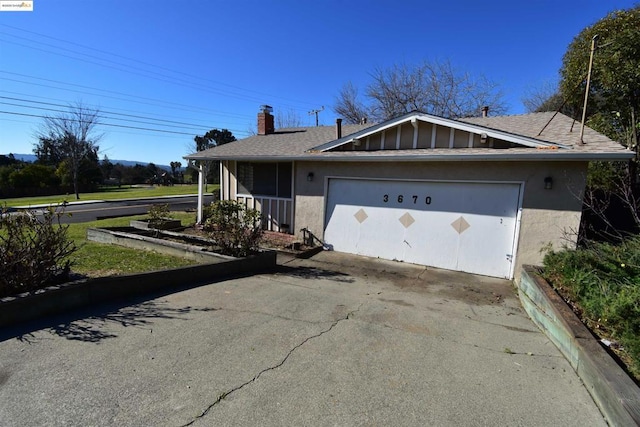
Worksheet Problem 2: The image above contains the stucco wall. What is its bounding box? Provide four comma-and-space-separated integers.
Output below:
294, 161, 588, 278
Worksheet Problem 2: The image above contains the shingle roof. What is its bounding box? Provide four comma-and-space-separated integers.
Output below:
185, 124, 370, 161
185, 112, 632, 162
459, 112, 624, 153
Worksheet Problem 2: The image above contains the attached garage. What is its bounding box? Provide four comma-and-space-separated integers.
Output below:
324, 178, 522, 278
187, 109, 633, 281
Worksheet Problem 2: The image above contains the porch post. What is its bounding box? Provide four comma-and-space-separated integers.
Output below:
197, 162, 204, 224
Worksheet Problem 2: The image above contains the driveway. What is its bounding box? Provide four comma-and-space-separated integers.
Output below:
0, 252, 605, 426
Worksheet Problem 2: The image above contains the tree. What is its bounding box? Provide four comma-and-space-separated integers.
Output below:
191, 129, 236, 189
193, 128, 236, 151
334, 60, 507, 124
34, 102, 103, 199
100, 155, 114, 180
170, 161, 182, 181
560, 6, 640, 154
275, 109, 304, 129
555, 6, 640, 240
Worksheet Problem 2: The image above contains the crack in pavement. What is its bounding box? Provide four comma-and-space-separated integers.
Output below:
179, 304, 362, 427
218, 307, 328, 325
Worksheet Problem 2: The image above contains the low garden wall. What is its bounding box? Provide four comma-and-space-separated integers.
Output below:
518, 265, 640, 426
0, 250, 276, 329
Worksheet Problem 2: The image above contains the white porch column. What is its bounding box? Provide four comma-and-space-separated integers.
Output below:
197, 162, 204, 224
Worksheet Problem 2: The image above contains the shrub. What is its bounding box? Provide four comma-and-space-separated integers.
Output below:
203, 200, 263, 257
147, 203, 171, 222
543, 237, 640, 379
0, 204, 77, 298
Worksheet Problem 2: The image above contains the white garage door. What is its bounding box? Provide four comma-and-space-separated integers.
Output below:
323, 178, 522, 278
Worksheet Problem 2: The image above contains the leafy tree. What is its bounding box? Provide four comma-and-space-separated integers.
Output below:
334, 59, 507, 124
0, 154, 18, 167
10, 163, 60, 189
100, 155, 114, 180
34, 102, 103, 199
170, 161, 182, 179
191, 128, 237, 188
194, 128, 236, 151
550, 6, 640, 240
560, 6, 640, 153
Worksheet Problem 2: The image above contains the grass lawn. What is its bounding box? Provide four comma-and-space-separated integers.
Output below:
2, 184, 219, 208
68, 211, 200, 277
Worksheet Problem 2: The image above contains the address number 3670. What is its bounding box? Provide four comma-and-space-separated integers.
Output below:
383, 194, 432, 205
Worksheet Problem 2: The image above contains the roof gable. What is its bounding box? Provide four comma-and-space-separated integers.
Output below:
310, 112, 571, 153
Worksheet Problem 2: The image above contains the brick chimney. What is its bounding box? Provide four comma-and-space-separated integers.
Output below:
257, 105, 275, 135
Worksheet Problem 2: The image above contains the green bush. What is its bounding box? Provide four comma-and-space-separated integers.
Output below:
202, 200, 263, 257
0, 204, 77, 297
543, 237, 640, 379
147, 203, 171, 222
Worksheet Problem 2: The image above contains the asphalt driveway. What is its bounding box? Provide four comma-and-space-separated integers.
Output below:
0, 252, 605, 426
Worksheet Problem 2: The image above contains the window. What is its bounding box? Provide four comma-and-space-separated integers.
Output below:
237, 162, 292, 198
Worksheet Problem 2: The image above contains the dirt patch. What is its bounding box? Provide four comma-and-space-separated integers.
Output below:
295, 252, 517, 306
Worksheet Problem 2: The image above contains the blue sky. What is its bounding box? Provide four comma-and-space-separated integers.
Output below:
0, 0, 637, 166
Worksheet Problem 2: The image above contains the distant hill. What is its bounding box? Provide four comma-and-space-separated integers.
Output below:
3, 153, 175, 171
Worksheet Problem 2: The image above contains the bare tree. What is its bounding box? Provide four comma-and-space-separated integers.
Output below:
34, 102, 102, 200
334, 82, 370, 124
275, 109, 304, 129
334, 60, 507, 124
522, 81, 561, 113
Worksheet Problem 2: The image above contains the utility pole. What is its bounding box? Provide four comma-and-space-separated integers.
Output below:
580, 34, 599, 144
308, 106, 324, 127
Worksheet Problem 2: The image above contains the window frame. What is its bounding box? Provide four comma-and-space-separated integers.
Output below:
235, 161, 293, 199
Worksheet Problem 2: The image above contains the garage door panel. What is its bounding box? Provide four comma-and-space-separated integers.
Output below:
324, 179, 521, 278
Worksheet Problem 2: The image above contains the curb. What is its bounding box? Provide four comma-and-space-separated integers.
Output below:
518, 266, 640, 426
0, 251, 277, 329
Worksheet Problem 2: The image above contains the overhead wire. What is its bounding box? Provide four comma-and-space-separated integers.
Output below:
0, 96, 229, 130
0, 89, 240, 125
0, 110, 250, 137
0, 25, 319, 111
0, 71, 253, 120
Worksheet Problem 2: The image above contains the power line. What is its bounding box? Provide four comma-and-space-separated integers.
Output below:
0, 24, 321, 110
0, 110, 232, 136
0, 89, 251, 126
0, 96, 222, 130
0, 37, 286, 107
0, 71, 254, 120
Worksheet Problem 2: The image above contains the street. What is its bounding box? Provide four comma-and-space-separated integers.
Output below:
11, 195, 214, 223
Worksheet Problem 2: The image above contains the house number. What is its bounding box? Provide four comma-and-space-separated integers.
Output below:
383, 194, 432, 205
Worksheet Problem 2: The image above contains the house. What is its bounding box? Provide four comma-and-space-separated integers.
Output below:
185, 106, 632, 280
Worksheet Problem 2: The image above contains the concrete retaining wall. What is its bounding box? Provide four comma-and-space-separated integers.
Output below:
519, 266, 640, 426
87, 227, 232, 264
0, 251, 276, 329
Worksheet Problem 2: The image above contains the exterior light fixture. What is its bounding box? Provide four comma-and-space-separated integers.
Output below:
307, 172, 314, 182
544, 176, 553, 190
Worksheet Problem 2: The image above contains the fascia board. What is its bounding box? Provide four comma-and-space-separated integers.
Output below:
311, 113, 571, 152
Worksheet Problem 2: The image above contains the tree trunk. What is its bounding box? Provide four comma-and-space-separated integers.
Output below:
73, 165, 80, 200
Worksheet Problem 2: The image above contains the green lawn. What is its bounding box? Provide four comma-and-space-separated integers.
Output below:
2, 184, 219, 208
68, 212, 200, 277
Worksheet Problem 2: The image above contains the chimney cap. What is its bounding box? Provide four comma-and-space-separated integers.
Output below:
260, 105, 273, 114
